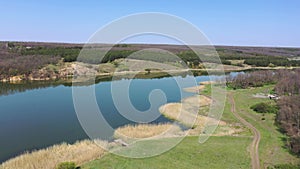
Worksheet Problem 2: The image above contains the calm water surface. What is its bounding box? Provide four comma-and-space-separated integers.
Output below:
0, 74, 224, 163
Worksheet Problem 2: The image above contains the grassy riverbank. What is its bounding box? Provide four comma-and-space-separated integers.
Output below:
82, 136, 252, 169
230, 85, 299, 167
81, 84, 299, 169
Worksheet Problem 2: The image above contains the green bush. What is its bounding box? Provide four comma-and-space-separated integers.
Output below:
56, 162, 76, 169
250, 102, 278, 114
145, 68, 151, 74
267, 164, 300, 169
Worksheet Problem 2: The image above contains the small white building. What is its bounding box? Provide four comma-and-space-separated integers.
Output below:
268, 94, 279, 100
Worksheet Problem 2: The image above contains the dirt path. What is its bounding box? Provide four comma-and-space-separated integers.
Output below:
228, 93, 261, 169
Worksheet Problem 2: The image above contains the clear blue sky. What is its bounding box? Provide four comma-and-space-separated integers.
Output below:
1, 0, 299, 47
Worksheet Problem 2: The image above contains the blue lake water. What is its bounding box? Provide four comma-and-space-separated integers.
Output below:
0, 74, 226, 163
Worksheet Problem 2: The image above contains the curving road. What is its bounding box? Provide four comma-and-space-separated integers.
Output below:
228, 93, 261, 169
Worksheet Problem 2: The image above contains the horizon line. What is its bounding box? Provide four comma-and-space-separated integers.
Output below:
1, 40, 300, 48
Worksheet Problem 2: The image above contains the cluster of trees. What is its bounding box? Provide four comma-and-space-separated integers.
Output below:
99, 50, 136, 63
178, 50, 300, 67
20, 46, 138, 64
244, 56, 300, 67
251, 102, 278, 114
268, 163, 300, 169
77, 50, 137, 64
276, 96, 300, 155
226, 70, 277, 89
56, 162, 76, 169
275, 69, 300, 95
177, 51, 202, 65
218, 49, 300, 67
275, 69, 300, 155
227, 69, 300, 90
0, 54, 60, 80
20, 46, 81, 62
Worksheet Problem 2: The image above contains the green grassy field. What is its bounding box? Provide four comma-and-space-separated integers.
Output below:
231, 85, 299, 167
81, 85, 299, 169
82, 136, 251, 169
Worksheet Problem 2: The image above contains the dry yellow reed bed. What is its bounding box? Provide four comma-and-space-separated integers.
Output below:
199, 81, 215, 85
0, 140, 106, 169
159, 95, 213, 126
159, 94, 229, 136
183, 85, 205, 93
114, 123, 182, 140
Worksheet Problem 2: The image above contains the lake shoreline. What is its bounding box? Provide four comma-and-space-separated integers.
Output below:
0, 80, 211, 168
2, 65, 297, 83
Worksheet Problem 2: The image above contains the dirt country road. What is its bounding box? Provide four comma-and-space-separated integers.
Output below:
228, 93, 261, 169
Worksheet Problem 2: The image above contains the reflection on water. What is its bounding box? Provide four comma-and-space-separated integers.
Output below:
0, 74, 190, 163
0, 72, 238, 163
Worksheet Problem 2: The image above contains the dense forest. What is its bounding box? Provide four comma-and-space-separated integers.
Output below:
276, 69, 300, 155
0, 54, 60, 80
1, 42, 300, 80
227, 69, 300, 155
18, 44, 300, 67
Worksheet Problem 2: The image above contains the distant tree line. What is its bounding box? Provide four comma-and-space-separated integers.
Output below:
219, 50, 300, 67
17, 46, 208, 67
2, 42, 300, 80
15, 44, 300, 67
244, 56, 300, 67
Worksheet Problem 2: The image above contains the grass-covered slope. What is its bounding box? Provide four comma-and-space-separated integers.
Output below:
82, 136, 252, 169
